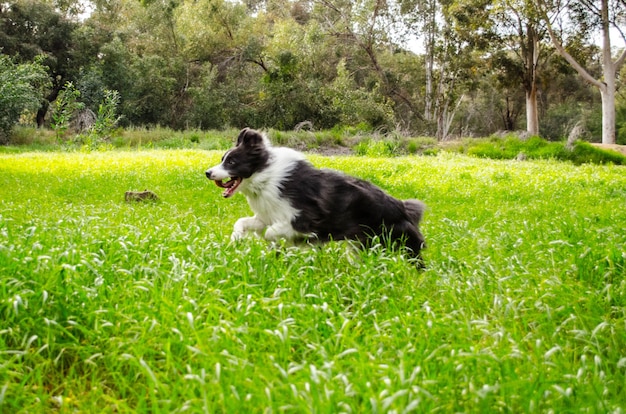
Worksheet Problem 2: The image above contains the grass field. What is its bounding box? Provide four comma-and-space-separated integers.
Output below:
1, 149, 625, 413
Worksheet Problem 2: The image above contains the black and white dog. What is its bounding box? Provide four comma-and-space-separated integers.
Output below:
205, 128, 426, 261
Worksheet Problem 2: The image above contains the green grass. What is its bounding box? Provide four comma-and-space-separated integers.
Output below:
1, 150, 625, 412
6, 126, 626, 166
457, 136, 626, 165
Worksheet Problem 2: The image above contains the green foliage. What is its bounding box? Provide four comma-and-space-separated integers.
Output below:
81, 89, 121, 146
2, 0, 610, 137
113, 127, 234, 150
322, 60, 396, 130
354, 139, 403, 157
50, 84, 123, 149
617, 100, 626, 145
541, 102, 602, 141
569, 141, 626, 165
463, 135, 626, 165
0, 55, 50, 143
1, 151, 625, 411
4, 126, 56, 150
465, 135, 558, 159
51, 82, 84, 141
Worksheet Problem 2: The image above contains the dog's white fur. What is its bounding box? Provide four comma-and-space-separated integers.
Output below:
210, 142, 309, 241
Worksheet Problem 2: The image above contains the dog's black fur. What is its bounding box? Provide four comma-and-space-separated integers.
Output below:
281, 160, 426, 255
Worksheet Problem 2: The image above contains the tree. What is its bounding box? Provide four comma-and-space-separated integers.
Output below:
443, 0, 550, 135
495, 0, 546, 135
398, 0, 439, 123
0, 0, 79, 126
537, 0, 626, 144
313, 0, 420, 129
401, 0, 484, 139
0, 54, 50, 143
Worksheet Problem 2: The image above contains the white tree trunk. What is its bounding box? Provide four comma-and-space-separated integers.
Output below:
526, 86, 539, 136
600, 79, 616, 145
525, 24, 540, 136
599, 1, 616, 145
539, 0, 625, 145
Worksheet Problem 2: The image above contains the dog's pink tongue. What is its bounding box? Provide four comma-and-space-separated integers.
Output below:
214, 177, 241, 197
223, 187, 235, 198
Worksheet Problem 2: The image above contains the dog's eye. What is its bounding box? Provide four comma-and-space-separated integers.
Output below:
227, 159, 236, 165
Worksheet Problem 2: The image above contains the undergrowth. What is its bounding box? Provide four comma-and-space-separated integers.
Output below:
4, 127, 626, 165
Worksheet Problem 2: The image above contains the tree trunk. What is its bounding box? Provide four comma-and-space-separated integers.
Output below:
525, 84, 539, 136
540, 0, 625, 145
522, 23, 540, 136
599, 0, 616, 145
424, 47, 434, 121
423, 5, 435, 121
503, 96, 517, 130
600, 82, 616, 145
36, 86, 62, 128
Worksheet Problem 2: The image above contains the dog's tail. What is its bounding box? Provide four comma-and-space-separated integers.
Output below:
404, 199, 426, 225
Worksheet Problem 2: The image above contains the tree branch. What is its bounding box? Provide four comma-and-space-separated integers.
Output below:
537, 0, 604, 90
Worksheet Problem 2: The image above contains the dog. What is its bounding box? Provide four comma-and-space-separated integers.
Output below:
205, 128, 426, 262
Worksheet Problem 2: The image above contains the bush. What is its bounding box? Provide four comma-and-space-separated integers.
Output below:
354, 138, 403, 157
462, 135, 626, 165
8, 126, 55, 147
0, 55, 50, 144
51, 82, 84, 141
465, 136, 561, 159
570, 141, 626, 165
322, 60, 395, 131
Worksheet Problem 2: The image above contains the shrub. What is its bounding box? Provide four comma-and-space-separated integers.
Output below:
354, 138, 403, 157
570, 141, 626, 165
51, 82, 84, 141
6, 126, 56, 149
463, 135, 626, 165
322, 60, 395, 131
465, 136, 562, 160
0, 55, 50, 144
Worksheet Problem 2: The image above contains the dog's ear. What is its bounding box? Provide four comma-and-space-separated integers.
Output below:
236, 128, 263, 147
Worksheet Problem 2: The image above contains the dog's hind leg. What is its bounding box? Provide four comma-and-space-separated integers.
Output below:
390, 223, 426, 266
232, 216, 266, 241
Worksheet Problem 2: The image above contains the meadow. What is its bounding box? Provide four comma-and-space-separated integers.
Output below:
0, 148, 625, 413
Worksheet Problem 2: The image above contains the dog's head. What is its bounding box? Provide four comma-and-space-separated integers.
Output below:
205, 128, 271, 198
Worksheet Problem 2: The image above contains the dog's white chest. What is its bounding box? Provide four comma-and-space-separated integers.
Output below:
245, 192, 297, 226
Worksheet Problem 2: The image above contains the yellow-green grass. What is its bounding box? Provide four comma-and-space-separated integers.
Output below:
1, 150, 625, 412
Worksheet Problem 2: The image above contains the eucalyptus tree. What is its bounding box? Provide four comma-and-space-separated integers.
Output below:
537, 0, 626, 144
398, 0, 438, 122
312, 0, 419, 129
494, 0, 547, 135
398, 0, 484, 139
441, 0, 552, 136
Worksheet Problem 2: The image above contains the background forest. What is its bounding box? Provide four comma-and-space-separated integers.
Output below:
1, 0, 626, 143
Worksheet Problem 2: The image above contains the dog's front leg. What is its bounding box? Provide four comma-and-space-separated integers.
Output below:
231, 216, 266, 241
264, 222, 300, 242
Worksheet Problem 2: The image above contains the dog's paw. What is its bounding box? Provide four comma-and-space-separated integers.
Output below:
230, 231, 245, 242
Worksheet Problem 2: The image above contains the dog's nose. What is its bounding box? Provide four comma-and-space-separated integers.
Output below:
205, 170, 212, 179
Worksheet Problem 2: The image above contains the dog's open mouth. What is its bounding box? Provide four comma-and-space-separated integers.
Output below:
214, 177, 242, 198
